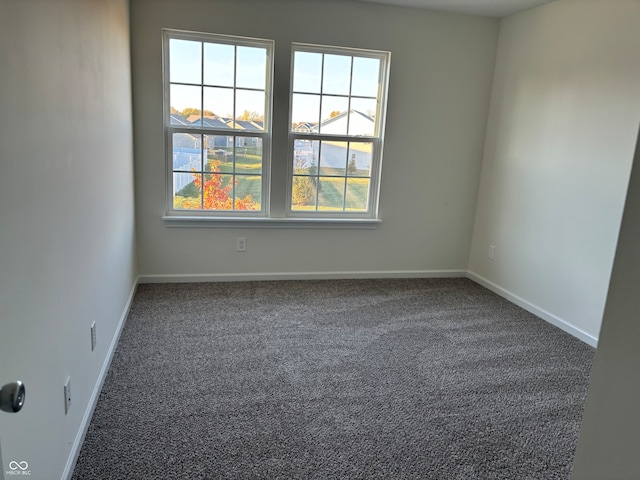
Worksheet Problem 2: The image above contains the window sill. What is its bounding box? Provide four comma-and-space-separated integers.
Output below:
162, 215, 382, 229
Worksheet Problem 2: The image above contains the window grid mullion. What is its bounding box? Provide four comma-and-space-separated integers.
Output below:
315, 141, 322, 211
170, 126, 267, 139
169, 82, 269, 96
232, 138, 237, 210
346, 56, 354, 136
199, 133, 204, 210
318, 54, 325, 133
342, 144, 348, 212
343, 176, 348, 212
199, 172, 204, 210
200, 41, 204, 126
233, 45, 237, 124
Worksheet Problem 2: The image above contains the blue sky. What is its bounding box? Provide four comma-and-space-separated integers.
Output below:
169, 39, 381, 124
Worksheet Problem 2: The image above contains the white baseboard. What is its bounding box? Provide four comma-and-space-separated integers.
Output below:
62, 277, 139, 480
466, 271, 598, 348
138, 269, 468, 283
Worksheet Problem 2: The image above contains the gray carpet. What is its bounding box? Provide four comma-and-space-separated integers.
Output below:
72, 278, 594, 479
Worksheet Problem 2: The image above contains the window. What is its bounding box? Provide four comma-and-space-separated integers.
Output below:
163, 30, 390, 225
288, 44, 390, 219
164, 30, 273, 215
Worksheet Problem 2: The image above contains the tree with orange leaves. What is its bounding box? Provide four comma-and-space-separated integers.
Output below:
190, 160, 259, 211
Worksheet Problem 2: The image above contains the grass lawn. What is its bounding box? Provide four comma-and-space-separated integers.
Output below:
293, 177, 369, 211
235, 175, 261, 201
209, 152, 262, 174
176, 152, 369, 211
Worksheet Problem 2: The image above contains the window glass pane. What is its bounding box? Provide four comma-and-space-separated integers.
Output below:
203, 87, 233, 121
322, 54, 351, 95
235, 89, 265, 126
319, 96, 349, 135
236, 137, 263, 174
235, 176, 261, 210
318, 177, 345, 211
205, 135, 233, 173
170, 113, 189, 126
201, 117, 230, 130
291, 93, 320, 129
349, 98, 377, 136
351, 57, 380, 97
173, 172, 202, 210
293, 139, 319, 169
288, 44, 388, 217
345, 178, 370, 211
202, 173, 234, 210
291, 174, 318, 210
171, 84, 202, 124
236, 46, 267, 90
293, 51, 322, 93
319, 141, 348, 176
347, 142, 372, 177
203, 42, 234, 87
172, 133, 202, 171
166, 31, 273, 217
169, 39, 201, 84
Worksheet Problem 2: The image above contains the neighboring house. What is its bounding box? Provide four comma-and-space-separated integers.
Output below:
186, 114, 216, 123
172, 114, 265, 151
172, 113, 200, 149
201, 117, 231, 129
293, 121, 316, 133
225, 119, 263, 131
225, 119, 263, 147
173, 135, 200, 149
200, 117, 234, 149
170, 113, 190, 125
312, 109, 375, 136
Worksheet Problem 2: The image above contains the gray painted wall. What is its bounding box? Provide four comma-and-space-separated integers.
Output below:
131, 0, 499, 280
571, 124, 640, 478
468, 0, 640, 343
0, 1, 137, 478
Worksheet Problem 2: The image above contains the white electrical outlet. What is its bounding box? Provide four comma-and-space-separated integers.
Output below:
64, 377, 72, 414
236, 237, 247, 252
488, 244, 496, 260
91, 321, 97, 351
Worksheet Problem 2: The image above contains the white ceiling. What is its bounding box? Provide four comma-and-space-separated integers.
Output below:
353, 0, 557, 17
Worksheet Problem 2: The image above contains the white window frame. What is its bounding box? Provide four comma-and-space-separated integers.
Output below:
162, 29, 274, 218
286, 43, 391, 220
